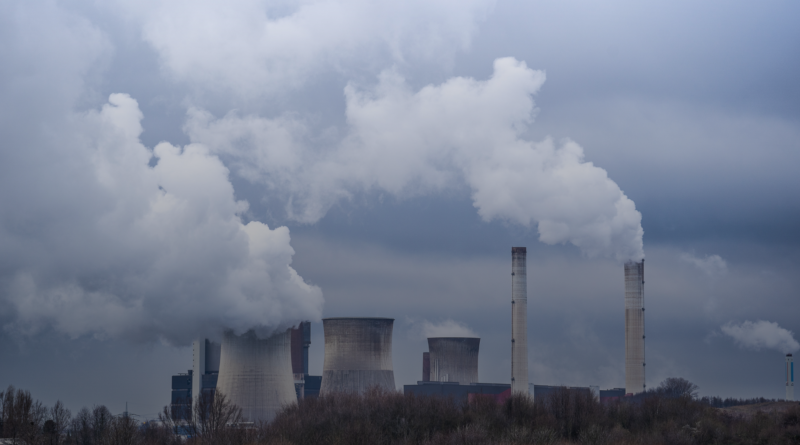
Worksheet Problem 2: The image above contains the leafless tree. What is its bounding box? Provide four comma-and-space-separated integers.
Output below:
91, 405, 113, 444
49, 400, 72, 445
71, 407, 93, 445
182, 391, 243, 445
657, 377, 699, 399
106, 415, 141, 445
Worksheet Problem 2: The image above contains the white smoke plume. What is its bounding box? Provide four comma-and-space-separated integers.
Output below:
0, 94, 323, 345
187, 58, 645, 261
680, 253, 728, 276
721, 320, 800, 354
116, 0, 496, 96
417, 319, 478, 339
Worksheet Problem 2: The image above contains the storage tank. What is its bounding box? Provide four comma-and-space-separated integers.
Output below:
319, 318, 395, 395
624, 260, 645, 395
428, 337, 480, 384
216, 329, 296, 422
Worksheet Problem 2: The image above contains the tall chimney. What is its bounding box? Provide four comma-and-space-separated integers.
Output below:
511, 247, 528, 395
624, 260, 645, 395
787, 354, 794, 401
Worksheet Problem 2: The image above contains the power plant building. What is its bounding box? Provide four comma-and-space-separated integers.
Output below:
427, 337, 480, 384
624, 260, 646, 395
216, 329, 297, 422
511, 247, 529, 395
320, 317, 396, 395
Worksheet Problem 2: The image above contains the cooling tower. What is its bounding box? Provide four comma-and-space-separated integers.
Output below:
319, 317, 395, 395
216, 329, 296, 423
624, 260, 646, 395
511, 247, 528, 394
787, 354, 794, 401
428, 337, 480, 384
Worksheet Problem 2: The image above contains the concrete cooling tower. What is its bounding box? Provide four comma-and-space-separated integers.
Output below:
319, 317, 395, 395
216, 329, 296, 422
511, 247, 528, 395
624, 260, 646, 395
428, 337, 480, 384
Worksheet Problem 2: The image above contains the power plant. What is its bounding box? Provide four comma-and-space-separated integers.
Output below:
624, 260, 645, 395
168, 246, 662, 423
787, 354, 794, 401
216, 329, 297, 423
427, 337, 480, 384
511, 247, 528, 395
319, 317, 396, 395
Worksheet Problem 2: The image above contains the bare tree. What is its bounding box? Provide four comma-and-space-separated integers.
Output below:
657, 377, 699, 399
106, 415, 141, 445
185, 391, 243, 445
49, 400, 72, 445
91, 405, 112, 444
71, 407, 93, 445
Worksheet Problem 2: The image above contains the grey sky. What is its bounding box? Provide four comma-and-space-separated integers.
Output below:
1, 0, 799, 418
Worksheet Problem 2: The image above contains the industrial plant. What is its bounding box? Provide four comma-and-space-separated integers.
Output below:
169, 248, 660, 422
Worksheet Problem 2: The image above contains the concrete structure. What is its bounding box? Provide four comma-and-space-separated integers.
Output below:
787, 354, 795, 401
422, 352, 430, 382
290, 322, 312, 400
428, 337, 480, 384
511, 247, 528, 395
216, 330, 296, 422
624, 260, 646, 395
320, 317, 396, 395
404, 382, 510, 403
192, 339, 221, 403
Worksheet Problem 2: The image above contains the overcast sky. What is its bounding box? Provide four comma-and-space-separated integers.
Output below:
1, 0, 799, 419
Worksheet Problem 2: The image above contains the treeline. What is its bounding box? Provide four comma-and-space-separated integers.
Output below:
700, 396, 778, 409
4, 379, 800, 445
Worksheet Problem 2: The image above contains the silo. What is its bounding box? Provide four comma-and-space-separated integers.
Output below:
624, 260, 645, 395
216, 329, 296, 422
428, 337, 480, 384
787, 354, 794, 401
511, 247, 528, 395
320, 318, 395, 395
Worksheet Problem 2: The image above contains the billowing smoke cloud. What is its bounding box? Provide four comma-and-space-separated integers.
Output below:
187, 58, 645, 261
681, 253, 728, 275
415, 319, 478, 339
0, 94, 323, 344
721, 320, 800, 354
116, 0, 496, 96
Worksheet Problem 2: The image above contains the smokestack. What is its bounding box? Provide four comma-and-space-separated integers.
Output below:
319, 318, 396, 395
422, 352, 430, 382
624, 260, 645, 395
511, 247, 528, 394
428, 337, 480, 384
216, 330, 296, 422
788, 354, 795, 401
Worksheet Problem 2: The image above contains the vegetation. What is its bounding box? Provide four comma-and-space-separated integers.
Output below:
3, 379, 800, 444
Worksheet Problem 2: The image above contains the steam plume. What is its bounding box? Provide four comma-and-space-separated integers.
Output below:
187, 58, 645, 261
721, 320, 800, 354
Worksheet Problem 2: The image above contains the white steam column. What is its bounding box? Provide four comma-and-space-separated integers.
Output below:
320, 317, 396, 395
624, 260, 645, 395
511, 247, 528, 395
787, 354, 794, 401
216, 330, 296, 423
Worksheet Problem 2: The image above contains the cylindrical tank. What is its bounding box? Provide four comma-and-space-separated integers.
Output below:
511, 247, 528, 395
787, 354, 795, 401
428, 337, 480, 384
319, 317, 395, 395
624, 260, 645, 395
216, 329, 296, 422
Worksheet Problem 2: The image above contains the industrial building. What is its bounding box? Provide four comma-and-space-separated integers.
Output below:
427, 337, 480, 384
170, 322, 320, 420
624, 260, 646, 395
319, 317, 396, 395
